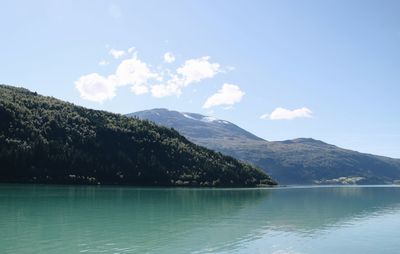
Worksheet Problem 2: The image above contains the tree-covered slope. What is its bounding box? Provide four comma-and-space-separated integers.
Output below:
0, 85, 276, 187
130, 109, 400, 185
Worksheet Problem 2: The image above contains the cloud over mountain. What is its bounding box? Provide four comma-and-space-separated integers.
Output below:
203, 83, 245, 109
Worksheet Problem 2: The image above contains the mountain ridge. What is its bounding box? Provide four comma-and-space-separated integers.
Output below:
130, 108, 263, 141
129, 108, 400, 185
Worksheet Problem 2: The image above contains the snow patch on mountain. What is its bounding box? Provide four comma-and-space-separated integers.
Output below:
182, 113, 197, 120
201, 116, 219, 123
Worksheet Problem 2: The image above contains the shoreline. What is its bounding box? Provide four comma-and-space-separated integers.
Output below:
0, 182, 399, 191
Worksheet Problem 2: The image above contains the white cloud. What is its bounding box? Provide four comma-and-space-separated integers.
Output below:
109, 48, 125, 59
261, 107, 313, 120
177, 56, 220, 85
76, 51, 224, 102
149, 56, 221, 98
114, 57, 158, 87
98, 60, 109, 66
76, 55, 157, 101
151, 73, 183, 97
164, 52, 175, 63
75, 73, 116, 102
203, 83, 245, 109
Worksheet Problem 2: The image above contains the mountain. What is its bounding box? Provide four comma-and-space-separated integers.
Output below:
0, 85, 276, 187
129, 108, 400, 185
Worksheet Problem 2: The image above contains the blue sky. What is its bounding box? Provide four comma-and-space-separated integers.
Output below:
1, 0, 399, 158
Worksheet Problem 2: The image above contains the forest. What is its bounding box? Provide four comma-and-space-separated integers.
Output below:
0, 84, 276, 187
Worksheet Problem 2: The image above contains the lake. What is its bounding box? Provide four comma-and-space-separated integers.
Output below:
1, 185, 400, 254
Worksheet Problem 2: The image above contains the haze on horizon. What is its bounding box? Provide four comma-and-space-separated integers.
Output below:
1, 0, 399, 158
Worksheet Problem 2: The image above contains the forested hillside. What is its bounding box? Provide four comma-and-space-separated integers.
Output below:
0, 85, 276, 187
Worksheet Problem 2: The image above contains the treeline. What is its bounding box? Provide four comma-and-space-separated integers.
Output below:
0, 85, 276, 187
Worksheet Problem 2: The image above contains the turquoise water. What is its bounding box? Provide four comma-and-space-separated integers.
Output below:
1, 185, 400, 253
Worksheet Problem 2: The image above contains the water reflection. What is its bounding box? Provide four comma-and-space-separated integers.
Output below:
0, 185, 400, 254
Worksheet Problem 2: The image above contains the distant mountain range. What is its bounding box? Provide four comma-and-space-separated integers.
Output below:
129, 108, 400, 185
0, 85, 275, 187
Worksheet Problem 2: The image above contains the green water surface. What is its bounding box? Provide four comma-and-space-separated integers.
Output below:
1, 184, 399, 253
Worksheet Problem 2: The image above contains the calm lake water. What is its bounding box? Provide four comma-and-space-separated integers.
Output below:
1, 185, 400, 254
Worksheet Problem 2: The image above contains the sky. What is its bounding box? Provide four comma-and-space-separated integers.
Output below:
1, 0, 399, 158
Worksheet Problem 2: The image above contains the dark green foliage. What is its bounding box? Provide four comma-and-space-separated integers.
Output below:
0, 85, 276, 187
